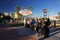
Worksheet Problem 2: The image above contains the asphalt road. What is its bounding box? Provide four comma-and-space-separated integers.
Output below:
0, 26, 60, 40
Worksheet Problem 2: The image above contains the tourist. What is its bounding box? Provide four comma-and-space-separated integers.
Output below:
31, 18, 36, 30
43, 18, 51, 38
24, 18, 26, 27
36, 19, 42, 32
41, 18, 45, 34
54, 20, 56, 27
26, 18, 30, 28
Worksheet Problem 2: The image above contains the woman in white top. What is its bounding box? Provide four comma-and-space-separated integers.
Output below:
24, 18, 26, 27
26, 18, 30, 28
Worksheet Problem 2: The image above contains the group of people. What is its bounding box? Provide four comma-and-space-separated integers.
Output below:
24, 18, 51, 38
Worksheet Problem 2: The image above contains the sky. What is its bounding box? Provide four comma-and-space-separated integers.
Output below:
0, 0, 60, 17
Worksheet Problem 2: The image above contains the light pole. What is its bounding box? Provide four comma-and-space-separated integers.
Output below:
0, 15, 3, 24
1, 15, 3, 18
43, 9, 47, 19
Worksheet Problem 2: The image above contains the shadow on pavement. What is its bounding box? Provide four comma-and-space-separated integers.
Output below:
0, 27, 37, 40
0, 29, 17, 40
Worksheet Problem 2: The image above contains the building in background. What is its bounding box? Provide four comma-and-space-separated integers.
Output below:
49, 16, 59, 20
4, 12, 8, 16
10, 12, 19, 19
9, 9, 32, 20
0, 12, 12, 23
10, 12, 15, 19
15, 12, 18, 19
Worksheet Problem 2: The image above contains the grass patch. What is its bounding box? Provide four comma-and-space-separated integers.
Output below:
57, 20, 60, 22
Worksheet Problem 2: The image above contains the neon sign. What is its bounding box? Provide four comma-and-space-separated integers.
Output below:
19, 9, 32, 16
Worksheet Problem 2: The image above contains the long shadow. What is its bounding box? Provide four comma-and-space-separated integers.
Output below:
0, 29, 18, 40
0, 27, 37, 40
49, 31, 60, 37
39, 31, 60, 40
16, 28, 36, 37
39, 28, 60, 40
50, 28, 60, 33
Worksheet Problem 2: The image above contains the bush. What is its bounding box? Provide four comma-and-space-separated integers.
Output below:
56, 20, 60, 22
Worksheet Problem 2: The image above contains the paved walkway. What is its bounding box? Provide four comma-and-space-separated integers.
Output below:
0, 26, 60, 40
44, 33, 60, 40
39, 27, 60, 40
0, 27, 38, 40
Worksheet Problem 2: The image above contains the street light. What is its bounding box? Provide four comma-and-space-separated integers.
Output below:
1, 15, 3, 18
43, 9, 47, 19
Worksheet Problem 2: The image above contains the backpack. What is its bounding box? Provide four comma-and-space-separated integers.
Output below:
31, 20, 36, 24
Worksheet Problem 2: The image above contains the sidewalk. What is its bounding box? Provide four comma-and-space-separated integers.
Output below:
44, 33, 60, 40
17, 28, 38, 40
38, 27, 60, 40
0, 26, 60, 40
0, 27, 38, 40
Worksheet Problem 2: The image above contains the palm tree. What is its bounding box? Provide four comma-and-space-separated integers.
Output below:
29, 6, 33, 18
58, 12, 60, 19
29, 6, 33, 11
15, 6, 20, 11
15, 6, 21, 19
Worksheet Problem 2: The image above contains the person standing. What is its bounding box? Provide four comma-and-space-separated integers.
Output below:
36, 19, 42, 32
54, 20, 56, 27
41, 18, 45, 34
24, 18, 26, 27
31, 18, 36, 30
26, 18, 30, 28
43, 18, 51, 38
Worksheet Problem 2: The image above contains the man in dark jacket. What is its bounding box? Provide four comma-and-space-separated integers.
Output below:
44, 18, 51, 38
